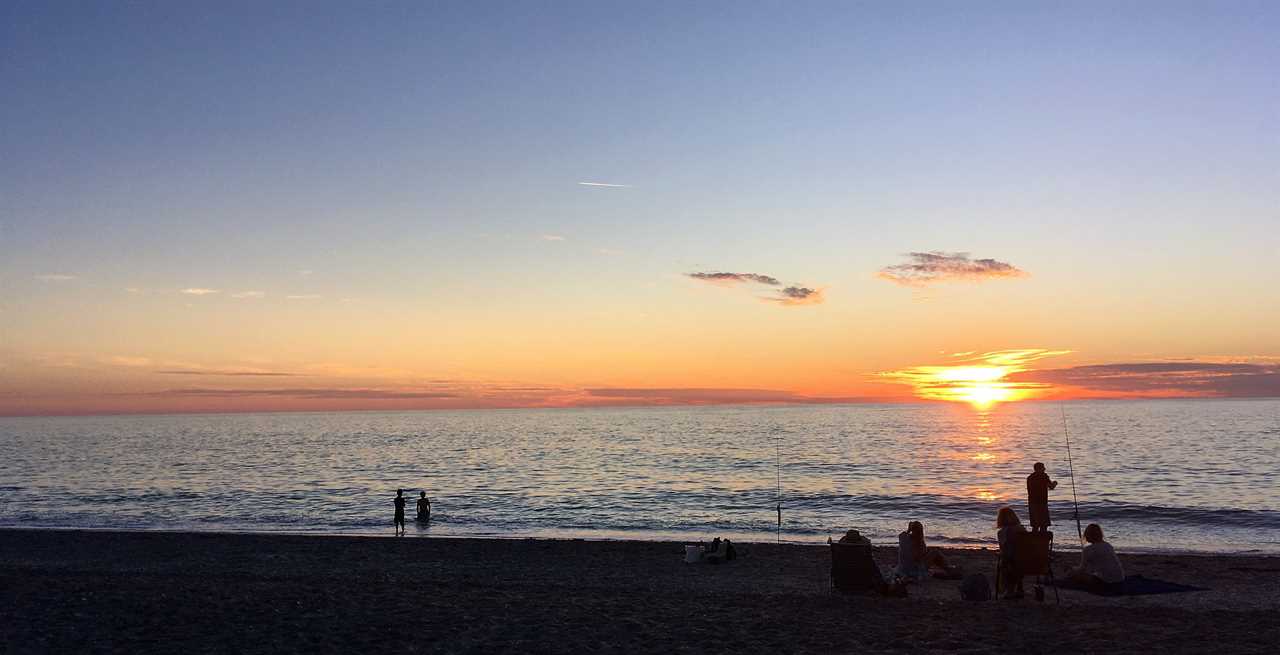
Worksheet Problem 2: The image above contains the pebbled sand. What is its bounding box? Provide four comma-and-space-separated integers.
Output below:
2, 529, 1277, 654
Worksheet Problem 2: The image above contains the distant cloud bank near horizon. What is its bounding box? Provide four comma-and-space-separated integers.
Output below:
1009, 362, 1280, 398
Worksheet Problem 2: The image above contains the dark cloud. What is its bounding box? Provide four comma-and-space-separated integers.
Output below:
1008, 362, 1280, 398
154, 370, 302, 377
878, 251, 1027, 286
771, 286, 824, 306
686, 272, 780, 286
151, 388, 459, 400
584, 388, 863, 405
686, 272, 825, 306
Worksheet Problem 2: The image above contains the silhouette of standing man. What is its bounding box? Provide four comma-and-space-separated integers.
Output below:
1026, 463, 1058, 533
393, 489, 407, 536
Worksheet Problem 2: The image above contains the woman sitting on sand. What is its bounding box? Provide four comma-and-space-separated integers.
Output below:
996, 506, 1027, 598
1066, 523, 1125, 595
895, 521, 960, 581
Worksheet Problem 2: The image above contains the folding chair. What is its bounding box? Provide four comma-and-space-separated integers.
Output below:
995, 531, 1060, 604
830, 541, 885, 594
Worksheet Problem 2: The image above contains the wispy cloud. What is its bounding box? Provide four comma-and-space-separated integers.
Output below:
286, 294, 321, 300
583, 388, 862, 405
878, 252, 1028, 286
595, 248, 624, 256
770, 286, 824, 306
180, 288, 220, 296
108, 356, 153, 368
151, 387, 458, 400
124, 287, 145, 294
154, 369, 302, 377
685, 271, 825, 306
35, 274, 76, 281
540, 234, 567, 242
231, 290, 265, 299
298, 269, 314, 276
687, 272, 781, 286
577, 182, 632, 188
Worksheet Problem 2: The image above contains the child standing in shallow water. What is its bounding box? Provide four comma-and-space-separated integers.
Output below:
416, 491, 431, 522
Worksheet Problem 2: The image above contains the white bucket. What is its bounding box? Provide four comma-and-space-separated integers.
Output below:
684, 544, 702, 563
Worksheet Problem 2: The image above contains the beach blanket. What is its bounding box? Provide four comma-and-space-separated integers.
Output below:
1052, 574, 1207, 596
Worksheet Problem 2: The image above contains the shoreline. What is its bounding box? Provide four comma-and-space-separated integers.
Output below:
2, 525, 1275, 557
3, 529, 1277, 653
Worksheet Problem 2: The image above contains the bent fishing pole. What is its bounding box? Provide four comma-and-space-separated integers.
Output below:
1060, 404, 1084, 546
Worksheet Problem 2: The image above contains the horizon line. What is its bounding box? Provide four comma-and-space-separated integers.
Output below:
1, 394, 1272, 419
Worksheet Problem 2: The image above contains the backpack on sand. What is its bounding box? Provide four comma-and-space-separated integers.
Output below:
959, 573, 992, 601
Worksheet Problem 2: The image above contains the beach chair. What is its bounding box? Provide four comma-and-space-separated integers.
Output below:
995, 531, 1060, 604
830, 541, 885, 594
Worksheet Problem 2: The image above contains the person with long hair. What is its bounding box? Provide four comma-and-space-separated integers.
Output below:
1066, 523, 1125, 595
996, 506, 1027, 598
895, 521, 959, 580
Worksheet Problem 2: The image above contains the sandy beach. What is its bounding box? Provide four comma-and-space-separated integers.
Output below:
2, 529, 1277, 653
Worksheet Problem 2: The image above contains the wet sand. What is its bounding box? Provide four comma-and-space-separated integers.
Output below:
2, 529, 1277, 653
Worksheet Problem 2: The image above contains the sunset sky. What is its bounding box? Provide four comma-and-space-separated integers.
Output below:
2, 2, 1277, 415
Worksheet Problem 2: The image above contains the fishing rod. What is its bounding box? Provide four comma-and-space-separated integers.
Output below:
1060, 404, 1084, 546
775, 434, 782, 543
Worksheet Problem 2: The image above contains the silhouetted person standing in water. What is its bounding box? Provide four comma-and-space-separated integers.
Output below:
393, 489, 407, 536
1026, 462, 1058, 533
416, 491, 431, 522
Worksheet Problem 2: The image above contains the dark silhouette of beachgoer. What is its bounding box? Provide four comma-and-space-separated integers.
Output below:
416, 491, 431, 522
996, 506, 1028, 598
895, 521, 959, 580
1065, 523, 1125, 594
393, 489, 407, 536
1026, 462, 1059, 533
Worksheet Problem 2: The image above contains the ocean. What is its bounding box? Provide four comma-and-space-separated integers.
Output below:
1, 399, 1277, 553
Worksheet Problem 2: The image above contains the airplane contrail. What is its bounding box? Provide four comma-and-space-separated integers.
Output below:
577, 182, 632, 188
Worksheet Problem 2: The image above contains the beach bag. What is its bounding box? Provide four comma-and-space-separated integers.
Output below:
684, 545, 702, 564
959, 573, 992, 601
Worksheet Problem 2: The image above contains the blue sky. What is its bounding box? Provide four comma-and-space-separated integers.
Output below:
2, 1, 1277, 414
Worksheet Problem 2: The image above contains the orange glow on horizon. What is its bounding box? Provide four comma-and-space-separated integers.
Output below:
878, 349, 1067, 408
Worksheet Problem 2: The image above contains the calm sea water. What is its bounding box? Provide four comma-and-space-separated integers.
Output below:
1, 400, 1277, 553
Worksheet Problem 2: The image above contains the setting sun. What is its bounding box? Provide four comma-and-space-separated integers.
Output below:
878, 351, 1060, 407
956, 382, 1014, 407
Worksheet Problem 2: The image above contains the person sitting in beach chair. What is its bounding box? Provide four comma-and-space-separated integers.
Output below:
1065, 523, 1125, 595
702, 537, 736, 564
416, 491, 431, 522
995, 508, 1059, 602
995, 506, 1027, 598
830, 530, 889, 594
895, 521, 961, 581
